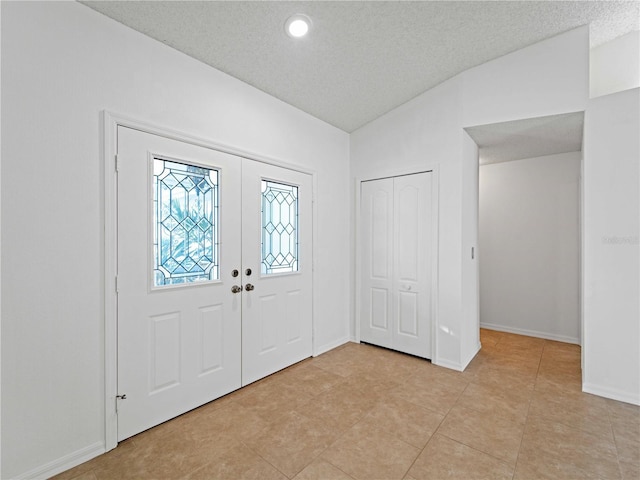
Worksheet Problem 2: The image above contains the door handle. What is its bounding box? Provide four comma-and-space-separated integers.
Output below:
245, 283, 255, 291
231, 285, 243, 294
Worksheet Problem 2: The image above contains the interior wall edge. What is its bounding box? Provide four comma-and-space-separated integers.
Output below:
313, 336, 352, 358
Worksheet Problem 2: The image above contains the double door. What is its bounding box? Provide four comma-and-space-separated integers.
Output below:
116, 127, 312, 441
360, 172, 433, 358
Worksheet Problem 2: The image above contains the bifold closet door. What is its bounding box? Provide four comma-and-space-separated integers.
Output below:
360, 172, 433, 359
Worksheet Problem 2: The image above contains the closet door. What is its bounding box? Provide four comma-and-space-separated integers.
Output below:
360, 178, 394, 349
392, 173, 432, 358
360, 173, 433, 359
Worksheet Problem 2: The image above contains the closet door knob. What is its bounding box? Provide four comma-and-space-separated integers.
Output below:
245, 283, 255, 291
231, 285, 243, 294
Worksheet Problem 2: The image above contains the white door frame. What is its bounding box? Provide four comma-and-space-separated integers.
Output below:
102, 111, 317, 451
354, 166, 439, 361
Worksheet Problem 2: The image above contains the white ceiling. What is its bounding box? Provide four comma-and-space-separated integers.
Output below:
81, 1, 639, 132
465, 112, 584, 165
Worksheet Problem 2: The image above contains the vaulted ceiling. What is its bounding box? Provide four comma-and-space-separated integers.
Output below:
82, 1, 639, 132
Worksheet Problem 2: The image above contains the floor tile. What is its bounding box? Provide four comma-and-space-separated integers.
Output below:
528, 388, 613, 440
455, 381, 532, 424
185, 399, 271, 442
408, 434, 513, 480
611, 412, 640, 480
391, 370, 468, 416
270, 362, 346, 397
309, 344, 373, 377
481, 351, 541, 376
297, 382, 379, 431
342, 369, 404, 398
292, 459, 355, 480
181, 442, 287, 480
613, 430, 640, 464
321, 421, 420, 480
236, 379, 313, 424
516, 414, 621, 479
51, 471, 97, 480
619, 459, 640, 480
470, 363, 537, 391
534, 371, 583, 394
243, 410, 339, 478
93, 426, 237, 480
494, 334, 545, 358
479, 329, 503, 347
436, 404, 525, 465
360, 395, 444, 448
50, 461, 96, 480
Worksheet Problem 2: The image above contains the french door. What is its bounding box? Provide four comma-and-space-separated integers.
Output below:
360, 172, 433, 358
116, 126, 312, 441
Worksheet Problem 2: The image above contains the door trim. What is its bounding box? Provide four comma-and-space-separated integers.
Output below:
102, 111, 317, 451
354, 167, 439, 362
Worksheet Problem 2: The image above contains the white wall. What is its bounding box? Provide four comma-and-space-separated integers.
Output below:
0, 2, 350, 478
583, 88, 640, 405
460, 28, 589, 127
479, 152, 581, 343
351, 26, 588, 371
590, 31, 640, 98
461, 132, 480, 364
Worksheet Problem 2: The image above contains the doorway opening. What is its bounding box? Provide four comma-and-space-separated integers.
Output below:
465, 112, 584, 349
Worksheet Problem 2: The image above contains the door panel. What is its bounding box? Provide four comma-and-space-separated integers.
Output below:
241, 161, 313, 385
117, 126, 242, 441
360, 179, 394, 348
199, 304, 224, 374
393, 173, 432, 357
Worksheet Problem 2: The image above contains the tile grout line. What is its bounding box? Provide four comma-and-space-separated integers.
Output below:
400, 387, 457, 480
605, 400, 626, 480
510, 358, 537, 480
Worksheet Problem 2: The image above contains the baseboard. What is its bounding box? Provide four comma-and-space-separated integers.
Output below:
313, 335, 351, 357
432, 357, 464, 372
583, 382, 640, 406
15, 441, 105, 480
461, 342, 482, 370
480, 322, 580, 345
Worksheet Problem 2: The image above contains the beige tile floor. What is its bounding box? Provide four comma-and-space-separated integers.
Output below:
53, 329, 640, 480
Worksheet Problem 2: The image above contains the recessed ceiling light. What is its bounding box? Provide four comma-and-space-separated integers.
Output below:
285, 14, 312, 38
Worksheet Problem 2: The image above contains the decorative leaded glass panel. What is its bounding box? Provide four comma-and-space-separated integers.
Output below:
153, 158, 219, 286
261, 180, 298, 274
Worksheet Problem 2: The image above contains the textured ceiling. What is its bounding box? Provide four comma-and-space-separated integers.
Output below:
81, 1, 640, 132
465, 112, 584, 165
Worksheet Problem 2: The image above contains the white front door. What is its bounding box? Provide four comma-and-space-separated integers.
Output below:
360, 172, 433, 359
116, 126, 312, 440
241, 161, 313, 385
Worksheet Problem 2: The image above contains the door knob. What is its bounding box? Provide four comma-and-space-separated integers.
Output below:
231, 285, 243, 294
245, 283, 255, 291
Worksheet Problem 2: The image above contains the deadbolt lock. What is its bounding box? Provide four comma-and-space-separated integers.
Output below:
231, 269, 239, 278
